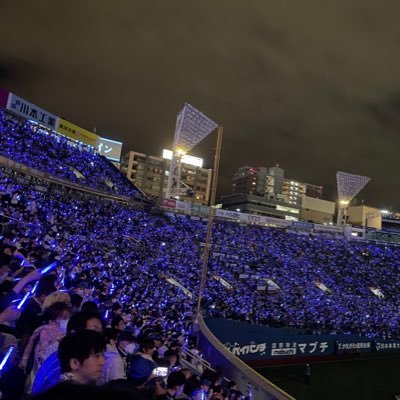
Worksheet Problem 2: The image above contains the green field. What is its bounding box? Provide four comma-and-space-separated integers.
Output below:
257, 353, 400, 400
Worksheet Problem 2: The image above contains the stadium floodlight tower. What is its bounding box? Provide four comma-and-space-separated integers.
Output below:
336, 171, 370, 226
166, 103, 218, 199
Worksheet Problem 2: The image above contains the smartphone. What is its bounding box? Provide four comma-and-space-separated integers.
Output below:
152, 367, 169, 377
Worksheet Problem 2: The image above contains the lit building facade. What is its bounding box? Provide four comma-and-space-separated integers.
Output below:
225, 165, 329, 222
121, 150, 212, 204
231, 165, 322, 205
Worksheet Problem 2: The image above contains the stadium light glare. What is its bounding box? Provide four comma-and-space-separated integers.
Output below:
166, 103, 217, 198
336, 171, 370, 226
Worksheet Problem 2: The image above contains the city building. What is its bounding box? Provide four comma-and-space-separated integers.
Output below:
221, 193, 301, 220
347, 206, 382, 229
224, 164, 330, 222
120, 150, 212, 204
231, 165, 322, 205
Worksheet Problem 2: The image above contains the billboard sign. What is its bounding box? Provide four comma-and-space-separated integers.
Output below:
98, 137, 122, 162
58, 118, 99, 148
6, 93, 59, 130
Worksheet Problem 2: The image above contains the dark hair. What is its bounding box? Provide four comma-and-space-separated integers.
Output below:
139, 338, 155, 352
81, 301, 98, 313
43, 302, 70, 322
0, 253, 12, 267
184, 376, 201, 397
58, 330, 105, 373
104, 328, 121, 344
227, 380, 236, 389
213, 385, 223, 394
111, 316, 124, 329
37, 276, 57, 297
164, 349, 179, 359
70, 293, 83, 308
166, 371, 186, 389
67, 311, 104, 334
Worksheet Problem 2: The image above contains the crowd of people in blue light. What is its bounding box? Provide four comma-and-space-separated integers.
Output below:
0, 111, 400, 399
0, 111, 140, 198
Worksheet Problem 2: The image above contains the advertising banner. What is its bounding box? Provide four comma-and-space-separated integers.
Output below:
374, 340, 400, 352
98, 137, 123, 162
207, 318, 334, 360
215, 209, 241, 220
162, 198, 177, 208
58, 119, 99, 148
206, 318, 400, 361
292, 221, 315, 230
0, 88, 9, 108
6, 93, 59, 130
176, 200, 190, 212
336, 338, 372, 354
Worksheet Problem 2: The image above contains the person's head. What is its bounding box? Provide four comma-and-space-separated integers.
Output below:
36, 276, 57, 304
180, 368, 193, 380
166, 371, 187, 397
117, 330, 136, 354
70, 293, 83, 313
81, 301, 98, 313
42, 291, 71, 310
111, 316, 125, 331
227, 380, 237, 391
58, 330, 106, 384
139, 338, 155, 356
43, 302, 71, 333
184, 376, 201, 398
104, 328, 120, 346
165, 352, 178, 368
67, 311, 104, 334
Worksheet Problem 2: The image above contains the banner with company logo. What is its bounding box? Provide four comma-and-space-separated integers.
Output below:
6, 93, 59, 130
374, 340, 400, 352
162, 198, 177, 208
335, 337, 373, 354
206, 318, 400, 361
98, 137, 122, 162
0, 88, 9, 108
58, 118, 99, 147
207, 318, 334, 360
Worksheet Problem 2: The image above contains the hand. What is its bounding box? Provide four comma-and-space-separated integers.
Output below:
18, 358, 28, 373
0, 306, 21, 324
22, 269, 42, 283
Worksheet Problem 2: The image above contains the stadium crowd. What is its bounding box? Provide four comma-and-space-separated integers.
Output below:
1, 111, 400, 399
0, 111, 140, 198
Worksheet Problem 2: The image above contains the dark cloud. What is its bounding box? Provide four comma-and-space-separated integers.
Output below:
1, 1, 400, 208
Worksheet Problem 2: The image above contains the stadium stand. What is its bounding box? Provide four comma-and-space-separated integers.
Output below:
1, 107, 400, 399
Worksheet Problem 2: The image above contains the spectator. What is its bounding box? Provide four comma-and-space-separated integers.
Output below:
58, 330, 106, 385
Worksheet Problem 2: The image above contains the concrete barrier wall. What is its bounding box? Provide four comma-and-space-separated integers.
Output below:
197, 314, 295, 400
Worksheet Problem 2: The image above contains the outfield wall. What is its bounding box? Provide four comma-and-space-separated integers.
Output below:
205, 318, 400, 363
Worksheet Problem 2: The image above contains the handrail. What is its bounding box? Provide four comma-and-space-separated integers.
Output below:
181, 346, 212, 375
197, 313, 296, 400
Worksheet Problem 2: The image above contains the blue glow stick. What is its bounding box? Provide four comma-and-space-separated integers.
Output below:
40, 261, 59, 275
0, 346, 15, 372
17, 292, 30, 310
31, 281, 39, 295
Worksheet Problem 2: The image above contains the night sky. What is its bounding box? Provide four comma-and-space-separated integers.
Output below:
1, 1, 400, 209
